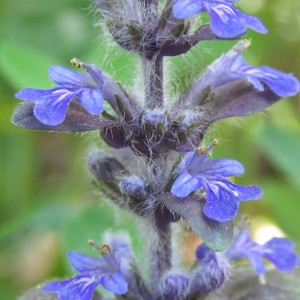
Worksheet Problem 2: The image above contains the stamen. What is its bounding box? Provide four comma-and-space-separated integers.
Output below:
212, 139, 219, 146
88, 240, 113, 255
197, 146, 207, 156
198, 139, 219, 156
70, 57, 89, 72
233, 39, 251, 54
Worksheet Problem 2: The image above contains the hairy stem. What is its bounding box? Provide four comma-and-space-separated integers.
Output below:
142, 55, 164, 108
148, 221, 172, 295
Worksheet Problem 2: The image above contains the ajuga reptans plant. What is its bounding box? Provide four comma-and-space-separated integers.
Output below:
13, 0, 300, 299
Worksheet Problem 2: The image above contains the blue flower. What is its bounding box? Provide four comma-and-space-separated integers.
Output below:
224, 55, 300, 98
192, 40, 300, 99
226, 231, 299, 274
170, 140, 262, 222
173, 0, 267, 38
15, 58, 104, 126
43, 236, 133, 300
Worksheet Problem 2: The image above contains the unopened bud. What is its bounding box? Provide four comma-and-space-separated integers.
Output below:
119, 175, 148, 199
88, 150, 125, 182
141, 109, 168, 138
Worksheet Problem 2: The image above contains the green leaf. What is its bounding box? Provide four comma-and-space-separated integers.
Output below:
260, 178, 300, 245
0, 42, 58, 89
61, 204, 139, 257
257, 123, 300, 188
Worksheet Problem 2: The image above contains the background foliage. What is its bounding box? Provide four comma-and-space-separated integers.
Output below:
0, 0, 300, 299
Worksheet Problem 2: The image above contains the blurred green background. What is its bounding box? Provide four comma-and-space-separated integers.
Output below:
0, 0, 300, 299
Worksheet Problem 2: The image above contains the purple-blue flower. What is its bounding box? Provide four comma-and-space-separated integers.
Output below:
226, 231, 299, 274
173, 0, 268, 38
170, 141, 262, 222
15, 58, 104, 126
43, 236, 133, 300
189, 40, 300, 100
226, 55, 300, 98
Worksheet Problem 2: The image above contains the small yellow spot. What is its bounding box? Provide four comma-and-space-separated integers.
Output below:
198, 146, 207, 156
212, 139, 219, 146
88, 240, 113, 255
70, 57, 88, 71
100, 243, 113, 255
244, 39, 252, 49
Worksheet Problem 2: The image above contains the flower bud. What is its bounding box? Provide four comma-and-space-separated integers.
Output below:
141, 109, 168, 138
119, 175, 149, 199
188, 244, 228, 295
88, 150, 125, 183
160, 274, 189, 300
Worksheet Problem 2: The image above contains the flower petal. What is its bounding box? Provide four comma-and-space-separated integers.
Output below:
245, 253, 266, 274
208, 2, 267, 38
173, 0, 204, 19
32, 91, 73, 125
202, 178, 240, 222
244, 66, 300, 97
208, 4, 248, 38
263, 238, 299, 271
67, 252, 106, 273
77, 87, 104, 115
15, 87, 61, 102
101, 270, 128, 294
202, 180, 240, 222
43, 274, 101, 300
189, 157, 245, 177
233, 184, 263, 201
171, 172, 202, 197
49, 66, 93, 89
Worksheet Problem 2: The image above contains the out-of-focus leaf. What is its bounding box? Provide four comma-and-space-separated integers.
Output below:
61, 204, 139, 258
260, 178, 300, 245
257, 123, 300, 188
0, 42, 57, 89
0, 202, 77, 245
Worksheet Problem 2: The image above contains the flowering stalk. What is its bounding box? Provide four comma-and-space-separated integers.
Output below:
12, 0, 300, 299
142, 55, 164, 108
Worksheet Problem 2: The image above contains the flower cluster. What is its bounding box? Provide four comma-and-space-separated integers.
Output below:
12, 0, 299, 299
170, 140, 263, 222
